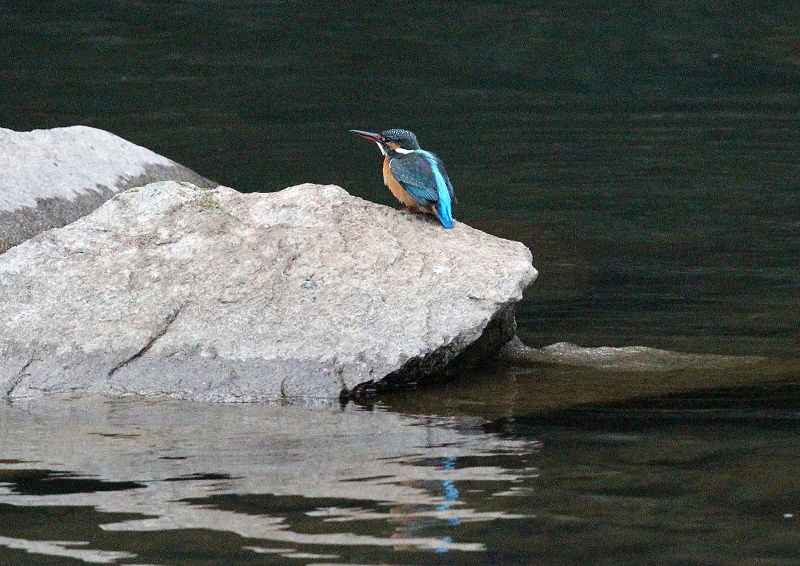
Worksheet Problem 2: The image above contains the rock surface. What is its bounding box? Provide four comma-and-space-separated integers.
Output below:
0, 126, 215, 252
0, 181, 537, 401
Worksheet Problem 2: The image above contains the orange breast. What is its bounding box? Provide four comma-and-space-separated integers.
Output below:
382, 157, 418, 207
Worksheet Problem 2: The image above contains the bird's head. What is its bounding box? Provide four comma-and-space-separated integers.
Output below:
349, 128, 420, 155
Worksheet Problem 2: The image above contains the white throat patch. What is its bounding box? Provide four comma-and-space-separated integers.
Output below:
393, 147, 415, 154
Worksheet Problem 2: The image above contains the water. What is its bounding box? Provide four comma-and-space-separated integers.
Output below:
2, 379, 800, 565
1, 1, 799, 563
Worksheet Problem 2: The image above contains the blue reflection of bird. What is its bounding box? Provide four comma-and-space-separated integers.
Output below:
438, 456, 461, 527
349, 128, 456, 229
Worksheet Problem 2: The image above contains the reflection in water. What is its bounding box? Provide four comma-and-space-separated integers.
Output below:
3, 381, 800, 564
381, 455, 467, 554
435, 456, 462, 553
384, 353, 800, 421
0, 535, 135, 564
0, 396, 538, 563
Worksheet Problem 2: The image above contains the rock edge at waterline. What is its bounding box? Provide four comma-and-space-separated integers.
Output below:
0, 181, 537, 401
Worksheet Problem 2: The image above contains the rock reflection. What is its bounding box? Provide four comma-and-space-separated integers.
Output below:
0, 535, 135, 564
0, 395, 539, 563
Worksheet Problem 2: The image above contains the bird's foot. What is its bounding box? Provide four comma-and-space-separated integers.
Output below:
402, 206, 424, 214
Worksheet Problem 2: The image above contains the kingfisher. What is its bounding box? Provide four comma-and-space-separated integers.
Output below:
349, 128, 456, 228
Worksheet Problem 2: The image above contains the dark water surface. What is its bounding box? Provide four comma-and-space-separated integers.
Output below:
2, 1, 800, 564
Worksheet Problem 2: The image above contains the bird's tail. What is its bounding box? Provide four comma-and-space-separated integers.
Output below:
435, 199, 454, 229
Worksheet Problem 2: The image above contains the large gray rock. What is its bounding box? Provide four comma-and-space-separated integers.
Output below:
0, 181, 537, 401
0, 125, 215, 252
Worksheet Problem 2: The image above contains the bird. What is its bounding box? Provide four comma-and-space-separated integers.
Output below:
349, 128, 456, 229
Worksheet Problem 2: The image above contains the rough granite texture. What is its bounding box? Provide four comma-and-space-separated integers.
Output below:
0, 125, 215, 252
0, 181, 537, 401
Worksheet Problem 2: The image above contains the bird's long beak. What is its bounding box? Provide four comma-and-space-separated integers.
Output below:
349, 129, 384, 143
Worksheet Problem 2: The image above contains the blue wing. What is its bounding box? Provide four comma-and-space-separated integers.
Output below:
427, 152, 456, 204
389, 151, 456, 228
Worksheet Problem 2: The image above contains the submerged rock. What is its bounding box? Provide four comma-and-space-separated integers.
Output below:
500, 337, 763, 372
0, 181, 537, 401
0, 126, 215, 252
